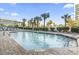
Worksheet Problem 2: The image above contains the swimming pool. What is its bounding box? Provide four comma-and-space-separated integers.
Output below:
10, 31, 77, 50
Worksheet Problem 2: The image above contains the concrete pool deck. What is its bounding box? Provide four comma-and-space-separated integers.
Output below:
0, 31, 79, 55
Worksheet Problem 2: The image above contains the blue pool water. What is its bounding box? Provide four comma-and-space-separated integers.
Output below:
10, 31, 77, 50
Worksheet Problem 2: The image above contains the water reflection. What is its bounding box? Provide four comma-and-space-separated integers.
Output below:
22, 32, 26, 42
43, 33, 49, 49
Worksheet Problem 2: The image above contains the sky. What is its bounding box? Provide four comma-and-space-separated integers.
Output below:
0, 3, 74, 24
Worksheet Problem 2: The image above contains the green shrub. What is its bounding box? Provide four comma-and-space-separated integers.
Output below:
71, 28, 79, 33
57, 27, 69, 32
34, 28, 48, 31
18, 27, 79, 33
50, 28, 55, 31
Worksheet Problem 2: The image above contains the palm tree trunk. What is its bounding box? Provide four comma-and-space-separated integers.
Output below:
44, 18, 45, 30
65, 18, 66, 27
37, 21, 39, 29
22, 22, 25, 29
32, 23, 33, 30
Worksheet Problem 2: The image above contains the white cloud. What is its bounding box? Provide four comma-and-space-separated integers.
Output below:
0, 8, 4, 12
11, 12, 19, 16
63, 4, 74, 8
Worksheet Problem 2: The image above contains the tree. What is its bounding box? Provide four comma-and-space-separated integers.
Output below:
41, 13, 50, 29
47, 20, 53, 30
32, 19, 37, 28
30, 18, 33, 28
28, 20, 31, 28
34, 16, 42, 29
61, 14, 71, 27
28, 18, 36, 29
47, 20, 53, 27
22, 18, 26, 29
67, 17, 75, 32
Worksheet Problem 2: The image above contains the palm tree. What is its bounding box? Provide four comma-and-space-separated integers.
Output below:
61, 14, 71, 27
30, 18, 33, 28
22, 18, 26, 29
34, 16, 42, 29
41, 13, 50, 29
28, 20, 30, 28
47, 20, 53, 30
47, 20, 53, 26
29, 18, 36, 29
28, 20, 31, 28
67, 17, 74, 32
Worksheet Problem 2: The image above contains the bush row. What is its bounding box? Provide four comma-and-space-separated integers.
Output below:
18, 27, 48, 31
17, 27, 79, 33
57, 27, 79, 33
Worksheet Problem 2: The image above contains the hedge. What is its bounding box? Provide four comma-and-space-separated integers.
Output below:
18, 27, 48, 31
17, 27, 79, 33
71, 28, 79, 33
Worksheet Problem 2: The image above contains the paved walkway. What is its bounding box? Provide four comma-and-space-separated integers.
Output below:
0, 31, 27, 55
0, 31, 79, 55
